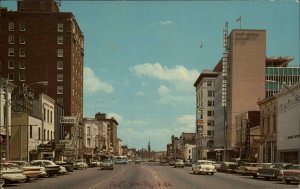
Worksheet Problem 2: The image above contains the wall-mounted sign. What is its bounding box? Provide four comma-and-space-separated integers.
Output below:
60, 116, 76, 124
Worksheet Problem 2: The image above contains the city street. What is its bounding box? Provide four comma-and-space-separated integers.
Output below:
5, 162, 299, 189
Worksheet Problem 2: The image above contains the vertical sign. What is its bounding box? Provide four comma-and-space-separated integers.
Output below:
222, 22, 228, 107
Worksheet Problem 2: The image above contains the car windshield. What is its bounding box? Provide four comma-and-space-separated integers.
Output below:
102, 159, 112, 163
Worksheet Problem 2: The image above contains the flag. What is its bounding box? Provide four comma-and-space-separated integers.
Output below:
236, 16, 241, 22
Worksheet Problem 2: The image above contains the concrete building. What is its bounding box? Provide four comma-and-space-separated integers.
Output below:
0, 0, 84, 121
275, 82, 300, 163
95, 113, 119, 156
11, 93, 55, 161
183, 144, 196, 162
194, 70, 218, 160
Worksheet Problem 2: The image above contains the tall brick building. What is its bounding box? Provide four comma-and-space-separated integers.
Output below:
0, 0, 84, 119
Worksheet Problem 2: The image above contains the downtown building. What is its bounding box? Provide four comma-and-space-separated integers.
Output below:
209, 28, 300, 162
0, 0, 84, 160
0, 0, 84, 120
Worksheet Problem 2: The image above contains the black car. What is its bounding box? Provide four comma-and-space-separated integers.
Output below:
257, 163, 292, 180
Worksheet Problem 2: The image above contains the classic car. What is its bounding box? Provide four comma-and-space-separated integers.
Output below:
99, 159, 114, 170
192, 160, 216, 175
184, 160, 193, 167
257, 163, 292, 180
73, 159, 88, 169
218, 161, 239, 173
236, 162, 260, 176
174, 159, 185, 168
7, 161, 46, 180
89, 160, 101, 167
55, 161, 74, 172
278, 164, 300, 184
30, 160, 60, 177
0, 163, 27, 185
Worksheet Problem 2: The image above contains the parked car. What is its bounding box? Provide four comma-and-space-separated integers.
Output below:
30, 160, 60, 177
100, 159, 114, 170
236, 162, 260, 176
55, 161, 74, 172
90, 160, 101, 167
218, 161, 239, 173
73, 159, 88, 170
257, 163, 292, 180
174, 159, 184, 168
192, 160, 216, 175
135, 159, 141, 164
184, 160, 193, 167
168, 160, 175, 166
0, 163, 27, 185
278, 164, 300, 184
7, 161, 46, 180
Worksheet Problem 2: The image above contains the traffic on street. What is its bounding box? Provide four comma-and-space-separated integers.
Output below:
4, 161, 299, 189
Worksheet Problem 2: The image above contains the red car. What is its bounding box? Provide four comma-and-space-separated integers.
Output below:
278, 164, 300, 184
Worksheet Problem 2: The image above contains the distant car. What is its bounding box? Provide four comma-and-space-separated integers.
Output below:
73, 159, 88, 170
236, 162, 260, 176
100, 159, 114, 170
135, 159, 141, 164
257, 163, 292, 180
168, 160, 175, 166
0, 163, 27, 185
174, 159, 184, 168
7, 161, 46, 180
278, 164, 300, 184
30, 160, 60, 177
192, 160, 216, 175
55, 161, 74, 172
218, 161, 239, 173
184, 160, 193, 167
90, 160, 101, 167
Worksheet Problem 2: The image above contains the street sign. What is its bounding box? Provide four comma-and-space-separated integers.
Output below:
60, 116, 76, 124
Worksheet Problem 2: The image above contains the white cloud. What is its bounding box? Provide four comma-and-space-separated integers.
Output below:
160, 20, 173, 25
130, 63, 199, 91
84, 67, 113, 94
157, 85, 170, 96
157, 85, 193, 105
137, 91, 146, 96
107, 112, 147, 127
174, 114, 195, 134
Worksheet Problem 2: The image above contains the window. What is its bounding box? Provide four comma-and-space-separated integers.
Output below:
207, 120, 214, 127
57, 23, 64, 32
19, 36, 26, 44
47, 130, 49, 140
43, 107, 46, 121
57, 86, 63, 94
30, 125, 33, 138
273, 115, 276, 133
57, 36, 63, 44
87, 138, 91, 147
8, 35, 14, 44
8, 48, 14, 56
208, 90, 214, 97
19, 60, 25, 69
57, 49, 63, 57
57, 98, 63, 105
47, 109, 49, 122
87, 127, 91, 135
207, 81, 213, 87
43, 129, 46, 140
50, 111, 53, 123
19, 72, 25, 81
57, 61, 63, 70
8, 22, 14, 31
38, 127, 41, 140
8, 60, 14, 69
207, 100, 214, 107
19, 22, 26, 31
207, 110, 214, 117
19, 48, 25, 57
8, 73, 14, 81
57, 74, 63, 82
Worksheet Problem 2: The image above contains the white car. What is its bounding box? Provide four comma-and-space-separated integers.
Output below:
174, 159, 185, 168
192, 160, 216, 175
30, 160, 60, 177
0, 163, 27, 185
74, 159, 88, 169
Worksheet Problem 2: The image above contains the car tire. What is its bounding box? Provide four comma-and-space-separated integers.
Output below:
285, 179, 291, 184
211, 173, 214, 175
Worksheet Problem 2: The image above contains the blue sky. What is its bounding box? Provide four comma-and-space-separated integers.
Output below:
1, 0, 299, 151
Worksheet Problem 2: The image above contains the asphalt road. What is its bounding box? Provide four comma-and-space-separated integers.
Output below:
5, 162, 300, 189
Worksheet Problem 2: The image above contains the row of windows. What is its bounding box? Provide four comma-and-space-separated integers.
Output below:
8, 60, 64, 70
30, 127, 54, 141
8, 35, 63, 45
8, 72, 64, 83
8, 48, 64, 57
9, 22, 64, 32
43, 107, 54, 124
